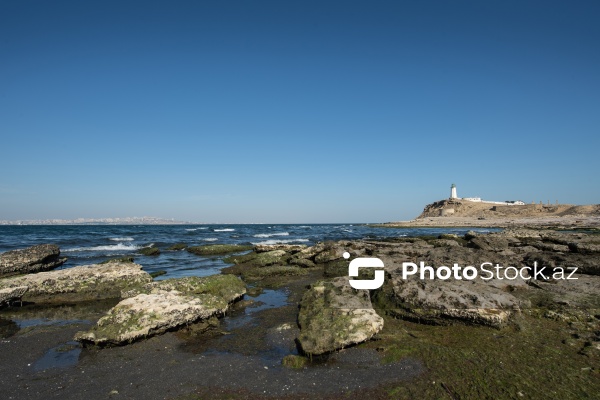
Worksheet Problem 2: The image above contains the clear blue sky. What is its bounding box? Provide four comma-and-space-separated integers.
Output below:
1, 1, 599, 223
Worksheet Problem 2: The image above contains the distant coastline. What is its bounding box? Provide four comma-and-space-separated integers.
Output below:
0, 217, 190, 225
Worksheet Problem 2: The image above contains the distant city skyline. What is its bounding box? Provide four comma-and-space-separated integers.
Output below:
1, 1, 599, 223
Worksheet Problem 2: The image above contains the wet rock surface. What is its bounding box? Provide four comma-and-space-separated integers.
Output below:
76, 275, 246, 345
0, 244, 66, 278
297, 277, 384, 355
0, 262, 152, 303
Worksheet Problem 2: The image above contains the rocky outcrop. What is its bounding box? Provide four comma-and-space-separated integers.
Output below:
75, 274, 246, 346
0, 286, 28, 306
0, 262, 152, 303
187, 244, 253, 256
297, 277, 384, 355
0, 244, 67, 278
377, 272, 523, 327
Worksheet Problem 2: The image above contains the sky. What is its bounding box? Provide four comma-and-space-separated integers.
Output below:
1, 0, 599, 223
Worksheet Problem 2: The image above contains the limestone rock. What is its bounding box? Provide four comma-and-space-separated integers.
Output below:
0, 244, 67, 278
76, 274, 245, 345
0, 286, 28, 306
0, 262, 152, 303
297, 277, 384, 355
378, 267, 523, 327
254, 244, 307, 253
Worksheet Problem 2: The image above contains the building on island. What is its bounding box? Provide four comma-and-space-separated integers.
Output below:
449, 184, 525, 206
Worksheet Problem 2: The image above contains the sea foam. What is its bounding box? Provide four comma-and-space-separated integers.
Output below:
214, 228, 235, 232
64, 243, 142, 252
253, 232, 289, 238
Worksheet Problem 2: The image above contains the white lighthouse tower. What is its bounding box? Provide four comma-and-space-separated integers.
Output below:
450, 183, 457, 199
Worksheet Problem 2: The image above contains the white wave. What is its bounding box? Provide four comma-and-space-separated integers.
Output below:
253, 232, 290, 238
251, 238, 310, 245
214, 228, 235, 232
203, 238, 218, 241
64, 243, 142, 252
109, 237, 134, 241
342, 229, 353, 233
185, 228, 198, 231
298, 226, 311, 228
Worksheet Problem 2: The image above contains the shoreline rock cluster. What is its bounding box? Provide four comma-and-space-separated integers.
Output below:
1, 230, 599, 358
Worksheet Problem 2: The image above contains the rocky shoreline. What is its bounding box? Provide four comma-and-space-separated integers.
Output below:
0, 228, 599, 399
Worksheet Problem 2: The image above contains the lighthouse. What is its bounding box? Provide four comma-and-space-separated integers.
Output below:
450, 183, 457, 199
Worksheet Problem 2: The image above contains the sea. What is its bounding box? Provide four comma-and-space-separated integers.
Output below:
0, 224, 498, 280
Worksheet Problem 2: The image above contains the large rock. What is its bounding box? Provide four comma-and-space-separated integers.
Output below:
0, 244, 67, 278
223, 250, 290, 267
0, 262, 152, 303
297, 277, 384, 355
376, 269, 524, 327
75, 274, 246, 345
0, 286, 28, 306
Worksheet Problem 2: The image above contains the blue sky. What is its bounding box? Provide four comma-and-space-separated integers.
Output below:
1, 1, 599, 223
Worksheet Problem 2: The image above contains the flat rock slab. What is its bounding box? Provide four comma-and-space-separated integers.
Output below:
0, 286, 28, 305
76, 274, 246, 346
0, 244, 66, 278
75, 290, 225, 345
0, 262, 152, 303
298, 277, 384, 355
380, 272, 523, 327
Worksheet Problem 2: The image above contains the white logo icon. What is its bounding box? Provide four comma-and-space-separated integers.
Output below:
347, 254, 385, 290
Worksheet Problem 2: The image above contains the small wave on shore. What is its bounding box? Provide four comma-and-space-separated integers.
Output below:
109, 237, 134, 241
253, 232, 289, 238
64, 243, 142, 252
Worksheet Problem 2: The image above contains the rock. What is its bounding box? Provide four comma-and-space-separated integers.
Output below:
0, 262, 152, 303
121, 274, 246, 300
469, 235, 510, 251
100, 257, 135, 264
0, 286, 28, 306
138, 247, 160, 256
568, 242, 600, 254
376, 271, 523, 327
0, 244, 67, 278
75, 291, 223, 345
464, 231, 478, 240
254, 244, 307, 253
223, 250, 290, 267
76, 274, 245, 346
531, 242, 570, 252
430, 239, 461, 248
297, 277, 384, 355
282, 355, 308, 369
166, 243, 187, 251
289, 257, 317, 268
523, 252, 600, 276
187, 244, 253, 256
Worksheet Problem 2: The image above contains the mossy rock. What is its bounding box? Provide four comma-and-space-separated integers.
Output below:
243, 266, 308, 279
100, 257, 135, 264
224, 250, 290, 267
139, 247, 160, 256
187, 244, 253, 256
125, 274, 247, 301
149, 270, 167, 279
282, 354, 308, 369
166, 243, 187, 251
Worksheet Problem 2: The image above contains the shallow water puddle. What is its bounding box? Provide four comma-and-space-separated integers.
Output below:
33, 341, 82, 371
224, 289, 289, 330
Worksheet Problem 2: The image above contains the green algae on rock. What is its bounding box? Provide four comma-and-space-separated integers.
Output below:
297, 277, 384, 355
75, 274, 246, 346
0, 262, 152, 303
187, 244, 253, 256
